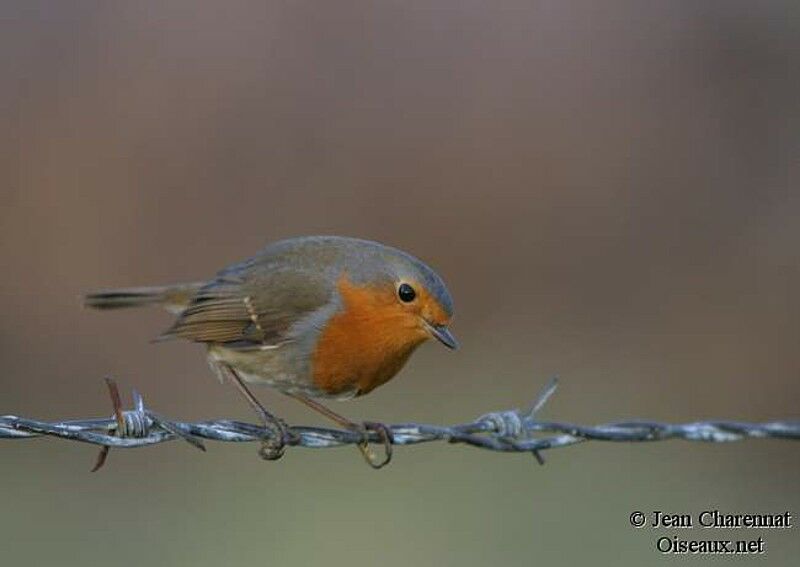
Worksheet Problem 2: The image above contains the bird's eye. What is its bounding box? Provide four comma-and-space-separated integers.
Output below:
397, 283, 416, 303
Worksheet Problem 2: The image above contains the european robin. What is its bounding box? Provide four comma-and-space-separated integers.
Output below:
85, 235, 456, 467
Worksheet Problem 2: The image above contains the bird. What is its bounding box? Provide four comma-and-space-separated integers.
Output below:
85, 235, 457, 467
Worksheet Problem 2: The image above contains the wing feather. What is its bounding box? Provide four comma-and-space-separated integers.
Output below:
159, 267, 331, 349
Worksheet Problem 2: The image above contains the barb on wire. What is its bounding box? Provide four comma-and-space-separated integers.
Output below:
1, 377, 798, 470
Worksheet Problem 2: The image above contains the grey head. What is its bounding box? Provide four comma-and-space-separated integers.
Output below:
254, 235, 456, 347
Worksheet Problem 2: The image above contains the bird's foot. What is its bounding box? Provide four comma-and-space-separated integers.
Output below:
352, 421, 394, 469
255, 413, 295, 461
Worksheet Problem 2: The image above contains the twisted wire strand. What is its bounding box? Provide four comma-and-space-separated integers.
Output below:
1, 378, 798, 459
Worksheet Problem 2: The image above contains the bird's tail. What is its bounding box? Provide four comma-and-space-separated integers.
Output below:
84, 282, 204, 313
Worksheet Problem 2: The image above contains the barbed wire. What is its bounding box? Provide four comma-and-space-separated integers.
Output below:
1, 377, 798, 470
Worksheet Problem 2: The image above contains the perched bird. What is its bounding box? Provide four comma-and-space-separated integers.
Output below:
85, 235, 457, 467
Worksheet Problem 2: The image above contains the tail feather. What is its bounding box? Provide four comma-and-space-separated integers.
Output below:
84, 283, 203, 313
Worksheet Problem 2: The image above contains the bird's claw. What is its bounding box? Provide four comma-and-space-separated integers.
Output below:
354, 421, 394, 469
257, 416, 295, 461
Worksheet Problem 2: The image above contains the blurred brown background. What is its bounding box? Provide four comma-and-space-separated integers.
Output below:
2, 1, 799, 565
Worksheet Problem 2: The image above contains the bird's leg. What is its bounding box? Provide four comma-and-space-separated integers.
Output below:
219, 363, 293, 460
284, 392, 393, 469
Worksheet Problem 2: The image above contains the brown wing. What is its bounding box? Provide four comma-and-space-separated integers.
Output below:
159, 266, 331, 349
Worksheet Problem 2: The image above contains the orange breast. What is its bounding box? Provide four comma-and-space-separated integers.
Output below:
312, 275, 428, 397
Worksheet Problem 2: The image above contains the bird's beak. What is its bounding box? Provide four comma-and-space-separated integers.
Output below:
424, 321, 458, 350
